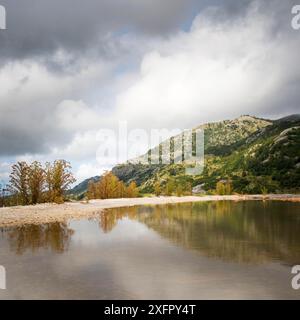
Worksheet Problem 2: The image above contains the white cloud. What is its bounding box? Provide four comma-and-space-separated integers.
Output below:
55, 100, 102, 133
1, 1, 300, 184
115, 4, 300, 130
0, 162, 10, 183
0, 54, 115, 155
75, 163, 107, 183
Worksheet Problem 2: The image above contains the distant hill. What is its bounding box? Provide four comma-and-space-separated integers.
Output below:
275, 114, 300, 123
68, 175, 100, 199
69, 114, 300, 197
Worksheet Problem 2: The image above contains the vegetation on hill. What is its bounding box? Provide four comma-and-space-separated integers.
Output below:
70, 114, 300, 197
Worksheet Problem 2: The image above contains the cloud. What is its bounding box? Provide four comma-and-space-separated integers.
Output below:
0, 162, 10, 183
74, 163, 107, 184
0, 0, 200, 66
0, 56, 114, 156
115, 0, 300, 130
0, 0, 299, 183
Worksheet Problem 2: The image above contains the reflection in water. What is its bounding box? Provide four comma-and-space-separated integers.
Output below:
0, 201, 300, 299
0, 223, 74, 254
100, 201, 300, 264
1, 202, 300, 263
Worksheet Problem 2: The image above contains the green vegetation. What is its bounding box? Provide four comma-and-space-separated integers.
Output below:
69, 114, 300, 197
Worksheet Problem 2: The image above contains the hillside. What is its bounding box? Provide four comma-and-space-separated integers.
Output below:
68, 176, 100, 199
69, 115, 300, 197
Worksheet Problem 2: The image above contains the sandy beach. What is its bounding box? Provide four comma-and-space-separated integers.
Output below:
0, 194, 299, 228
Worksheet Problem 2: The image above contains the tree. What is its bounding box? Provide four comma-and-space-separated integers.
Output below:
45, 162, 54, 202
216, 181, 226, 195
165, 179, 175, 196
87, 181, 97, 200
154, 181, 162, 196
126, 181, 139, 198
8, 160, 75, 206
225, 180, 233, 195
87, 172, 139, 200
216, 180, 232, 195
176, 185, 183, 197
9, 161, 30, 205
116, 180, 126, 198
185, 182, 193, 195
28, 161, 45, 204
0, 183, 8, 207
95, 172, 119, 199
45, 160, 76, 203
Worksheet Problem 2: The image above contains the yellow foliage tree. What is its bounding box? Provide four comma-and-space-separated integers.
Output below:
176, 185, 183, 197
154, 181, 162, 196
126, 181, 139, 198
88, 172, 139, 200
216, 181, 226, 195
28, 161, 45, 204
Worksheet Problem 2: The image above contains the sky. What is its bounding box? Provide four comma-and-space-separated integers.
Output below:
0, 0, 299, 185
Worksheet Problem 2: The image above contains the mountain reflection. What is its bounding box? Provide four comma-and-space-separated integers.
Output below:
100, 201, 300, 264
0, 223, 74, 254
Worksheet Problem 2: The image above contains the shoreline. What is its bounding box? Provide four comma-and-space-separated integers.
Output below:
0, 194, 299, 228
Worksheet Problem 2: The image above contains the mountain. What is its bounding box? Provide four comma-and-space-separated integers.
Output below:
69, 114, 300, 197
68, 175, 100, 199
275, 114, 300, 123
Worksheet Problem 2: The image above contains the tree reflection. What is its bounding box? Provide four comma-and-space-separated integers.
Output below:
0, 223, 74, 254
99, 207, 137, 233
100, 201, 300, 264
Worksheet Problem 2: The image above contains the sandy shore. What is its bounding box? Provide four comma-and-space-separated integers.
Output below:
0, 194, 299, 228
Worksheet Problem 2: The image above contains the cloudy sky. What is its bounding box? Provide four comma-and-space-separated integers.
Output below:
0, 0, 299, 184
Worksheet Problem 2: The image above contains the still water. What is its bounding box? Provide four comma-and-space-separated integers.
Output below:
0, 201, 300, 299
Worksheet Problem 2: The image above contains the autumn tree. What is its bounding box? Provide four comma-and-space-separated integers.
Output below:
96, 172, 119, 199
176, 185, 183, 197
87, 172, 139, 200
8, 160, 75, 205
116, 180, 126, 198
9, 161, 30, 205
87, 181, 97, 200
28, 161, 45, 204
45, 160, 76, 203
126, 181, 139, 198
154, 181, 162, 196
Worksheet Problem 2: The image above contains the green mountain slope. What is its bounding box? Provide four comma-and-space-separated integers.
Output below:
70, 114, 300, 196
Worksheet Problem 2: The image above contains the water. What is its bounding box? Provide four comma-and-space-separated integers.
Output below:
0, 201, 300, 299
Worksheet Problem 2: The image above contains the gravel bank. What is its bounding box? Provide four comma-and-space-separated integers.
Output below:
0, 194, 299, 228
